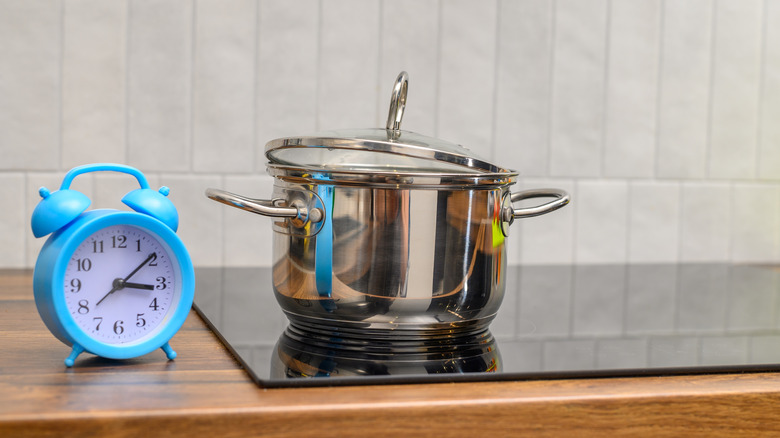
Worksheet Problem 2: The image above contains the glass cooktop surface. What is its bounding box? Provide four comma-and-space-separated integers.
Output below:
194, 264, 780, 387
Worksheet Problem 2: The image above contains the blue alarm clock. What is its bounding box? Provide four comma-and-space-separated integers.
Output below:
31, 163, 195, 367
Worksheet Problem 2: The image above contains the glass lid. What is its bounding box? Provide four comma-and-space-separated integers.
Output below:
265, 72, 512, 175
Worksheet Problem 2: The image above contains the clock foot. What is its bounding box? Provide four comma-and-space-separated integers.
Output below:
161, 342, 177, 360
65, 343, 85, 367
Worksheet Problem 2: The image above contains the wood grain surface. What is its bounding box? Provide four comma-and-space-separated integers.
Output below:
2, 269, 780, 437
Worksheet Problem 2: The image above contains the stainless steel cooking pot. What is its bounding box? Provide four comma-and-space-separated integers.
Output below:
206, 72, 569, 338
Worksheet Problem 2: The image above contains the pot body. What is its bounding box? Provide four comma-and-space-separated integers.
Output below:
270, 177, 510, 337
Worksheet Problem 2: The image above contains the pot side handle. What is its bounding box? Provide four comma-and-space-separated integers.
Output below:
508, 188, 570, 220
205, 188, 324, 224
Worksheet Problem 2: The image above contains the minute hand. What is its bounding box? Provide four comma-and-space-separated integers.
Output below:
123, 252, 156, 282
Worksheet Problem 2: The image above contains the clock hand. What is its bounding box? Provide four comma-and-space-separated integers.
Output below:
123, 282, 154, 290
96, 282, 121, 307
96, 253, 157, 307
123, 252, 157, 282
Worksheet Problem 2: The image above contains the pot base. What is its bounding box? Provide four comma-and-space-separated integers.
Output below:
282, 311, 497, 341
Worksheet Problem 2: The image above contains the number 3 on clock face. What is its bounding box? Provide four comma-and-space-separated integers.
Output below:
64, 224, 179, 345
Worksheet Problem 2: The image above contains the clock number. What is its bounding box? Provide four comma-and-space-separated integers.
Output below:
76, 258, 92, 272
92, 240, 104, 253
136, 313, 146, 327
112, 235, 127, 249
149, 297, 159, 311
148, 253, 158, 266
136, 239, 141, 252
113, 320, 124, 335
156, 276, 167, 290
77, 300, 89, 314
69, 278, 81, 293
93, 317, 103, 331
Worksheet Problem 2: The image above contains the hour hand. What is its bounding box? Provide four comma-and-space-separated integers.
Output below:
123, 282, 154, 291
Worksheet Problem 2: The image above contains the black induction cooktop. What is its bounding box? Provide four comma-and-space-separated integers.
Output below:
193, 263, 780, 387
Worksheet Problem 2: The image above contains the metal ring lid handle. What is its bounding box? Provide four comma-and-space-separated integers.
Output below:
386, 71, 408, 133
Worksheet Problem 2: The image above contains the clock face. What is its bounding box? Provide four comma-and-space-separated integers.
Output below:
63, 224, 179, 345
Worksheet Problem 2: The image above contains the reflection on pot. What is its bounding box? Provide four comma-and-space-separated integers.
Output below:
271, 185, 509, 334
270, 323, 501, 379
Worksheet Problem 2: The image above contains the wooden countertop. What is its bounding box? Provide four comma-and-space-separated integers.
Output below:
3, 269, 780, 437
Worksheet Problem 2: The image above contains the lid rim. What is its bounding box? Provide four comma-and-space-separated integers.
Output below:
264, 128, 508, 174
265, 163, 518, 189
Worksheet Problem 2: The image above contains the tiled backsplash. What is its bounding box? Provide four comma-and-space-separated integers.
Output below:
1, 0, 779, 268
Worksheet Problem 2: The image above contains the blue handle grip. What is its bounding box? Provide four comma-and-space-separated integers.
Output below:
60, 163, 151, 190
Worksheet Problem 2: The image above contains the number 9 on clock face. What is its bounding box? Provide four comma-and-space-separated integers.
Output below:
64, 224, 179, 345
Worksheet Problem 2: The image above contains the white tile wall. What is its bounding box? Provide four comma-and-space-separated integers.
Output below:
61, 0, 126, 168
656, 0, 712, 179
0, 174, 26, 268
319, 0, 380, 129
2, 0, 780, 269
255, 0, 319, 165
575, 180, 628, 264
549, 0, 607, 178
0, 0, 61, 171
192, 0, 256, 173
514, 178, 576, 265
708, 0, 763, 180
760, 0, 780, 180
628, 181, 680, 263
679, 182, 731, 262
603, 0, 660, 179
494, 0, 553, 177
379, 0, 439, 136
126, 0, 193, 172
438, 0, 497, 159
